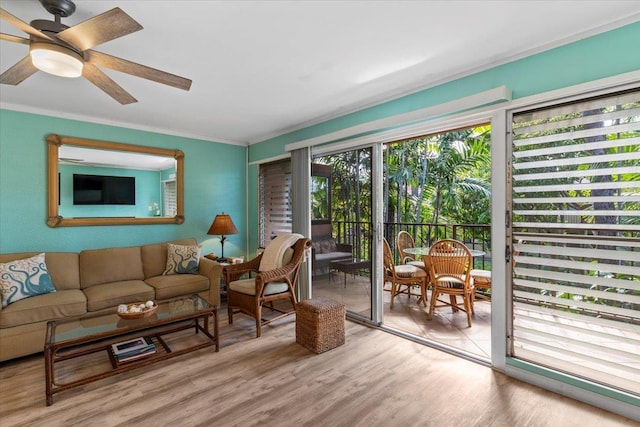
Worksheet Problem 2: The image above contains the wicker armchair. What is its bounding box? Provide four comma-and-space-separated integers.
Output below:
223, 235, 311, 337
383, 238, 428, 309
427, 239, 475, 327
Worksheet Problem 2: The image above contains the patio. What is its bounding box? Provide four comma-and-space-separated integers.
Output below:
312, 271, 492, 359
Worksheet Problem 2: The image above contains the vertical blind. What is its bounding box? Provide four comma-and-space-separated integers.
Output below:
509, 89, 640, 395
259, 160, 292, 247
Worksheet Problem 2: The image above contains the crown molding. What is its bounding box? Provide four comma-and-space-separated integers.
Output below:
286, 86, 511, 151
0, 102, 248, 147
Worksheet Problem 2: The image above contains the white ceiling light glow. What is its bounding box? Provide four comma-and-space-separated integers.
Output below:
356, 57, 425, 84
29, 42, 83, 78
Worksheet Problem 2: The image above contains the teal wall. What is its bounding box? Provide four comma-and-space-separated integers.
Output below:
246, 21, 640, 253
2, 22, 638, 258
0, 110, 247, 256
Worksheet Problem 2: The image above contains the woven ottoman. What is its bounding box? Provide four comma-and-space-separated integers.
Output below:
296, 297, 346, 353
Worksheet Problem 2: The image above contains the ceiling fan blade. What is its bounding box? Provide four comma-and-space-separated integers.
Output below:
0, 55, 38, 85
86, 50, 192, 91
0, 8, 53, 41
1, 32, 30, 45
56, 8, 142, 51
82, 62, 137, 105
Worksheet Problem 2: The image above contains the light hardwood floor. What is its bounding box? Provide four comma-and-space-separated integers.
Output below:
0, 306, 637, 427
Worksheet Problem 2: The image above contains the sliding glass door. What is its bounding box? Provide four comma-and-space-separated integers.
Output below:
310, 146, 381, 323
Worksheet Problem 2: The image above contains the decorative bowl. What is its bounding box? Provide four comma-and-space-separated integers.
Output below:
117, 302, 158, 319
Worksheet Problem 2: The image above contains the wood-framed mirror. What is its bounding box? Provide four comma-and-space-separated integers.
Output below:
47, 134, 184, 227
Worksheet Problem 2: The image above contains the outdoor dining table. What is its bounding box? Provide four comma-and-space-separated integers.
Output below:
404, 247, 486, 258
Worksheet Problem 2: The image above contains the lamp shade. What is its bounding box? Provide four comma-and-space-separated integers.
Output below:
207, 213, 238, 236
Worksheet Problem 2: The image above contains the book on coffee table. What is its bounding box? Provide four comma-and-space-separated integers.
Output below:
111, 337, 156, 363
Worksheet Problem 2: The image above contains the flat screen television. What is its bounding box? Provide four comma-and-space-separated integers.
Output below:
73, 174, 136, 205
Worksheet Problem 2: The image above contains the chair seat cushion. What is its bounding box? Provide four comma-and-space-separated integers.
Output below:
394, 264, 427, 278
229, 278, 289, 296
471, 269, 492, 285
407, 260, 426, 269
434, 275, 469, 289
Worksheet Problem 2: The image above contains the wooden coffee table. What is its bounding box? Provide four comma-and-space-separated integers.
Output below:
44, 294, 218, 406
330, 258, 371, 287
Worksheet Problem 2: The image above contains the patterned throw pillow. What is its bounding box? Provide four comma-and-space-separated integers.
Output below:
0, 253, 56, 307
163, 243, 201, 275
314, 239, 336, 254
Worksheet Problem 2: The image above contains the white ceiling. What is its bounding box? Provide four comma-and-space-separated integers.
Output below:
1, 1, 639, 145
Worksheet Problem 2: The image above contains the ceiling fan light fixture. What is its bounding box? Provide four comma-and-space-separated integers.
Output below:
29, 42, 83, 78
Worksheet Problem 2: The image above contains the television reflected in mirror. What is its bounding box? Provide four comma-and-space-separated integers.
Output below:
73, 174, 136, 205
47, 134, 184, 227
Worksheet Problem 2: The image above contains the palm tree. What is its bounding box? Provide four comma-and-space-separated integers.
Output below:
427, 130, 491, 226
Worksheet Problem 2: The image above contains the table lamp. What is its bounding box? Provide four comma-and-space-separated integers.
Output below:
207, 213, 238, 262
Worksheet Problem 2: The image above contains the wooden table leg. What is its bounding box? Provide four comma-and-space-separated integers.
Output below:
44, 344, 54, 406
213, 309, 219, 352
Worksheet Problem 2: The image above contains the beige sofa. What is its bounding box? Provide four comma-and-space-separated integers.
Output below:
0, 238, 221, 362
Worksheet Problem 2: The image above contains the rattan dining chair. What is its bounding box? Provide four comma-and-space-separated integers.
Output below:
427, 239, 475, 327
383, 238, 428, 309
471, 269, 492, 300
396, 231, 427, 271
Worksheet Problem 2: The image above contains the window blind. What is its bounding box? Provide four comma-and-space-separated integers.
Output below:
509, 89, 640, 395
163, 180, 176, 217
259, 160, 292, 247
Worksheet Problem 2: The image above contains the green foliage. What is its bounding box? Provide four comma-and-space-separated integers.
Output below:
311, 176, 329, 220
315, 124, 492, 228
384, 125, 492, 225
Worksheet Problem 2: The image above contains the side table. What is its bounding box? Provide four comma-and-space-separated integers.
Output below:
330, 258, 371, 287
217, 261, 230, 300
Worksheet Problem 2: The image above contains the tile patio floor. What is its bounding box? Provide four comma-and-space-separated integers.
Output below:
312, 271, 491, 359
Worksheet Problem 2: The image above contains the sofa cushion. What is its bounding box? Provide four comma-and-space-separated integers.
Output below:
163, 243, 201, 275
0, 253, 56, 307
0, 290, 86, 328
145, 274, 209, 300
82, 280, 154, 312
0, 252, 80, 291
141, 238, 197, 279
80, 247, 144, 289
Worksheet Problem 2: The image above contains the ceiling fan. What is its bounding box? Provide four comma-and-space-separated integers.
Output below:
0, 0, 192, 104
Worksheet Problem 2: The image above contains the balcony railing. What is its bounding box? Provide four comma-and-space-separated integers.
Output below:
332, 221, 492, 269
